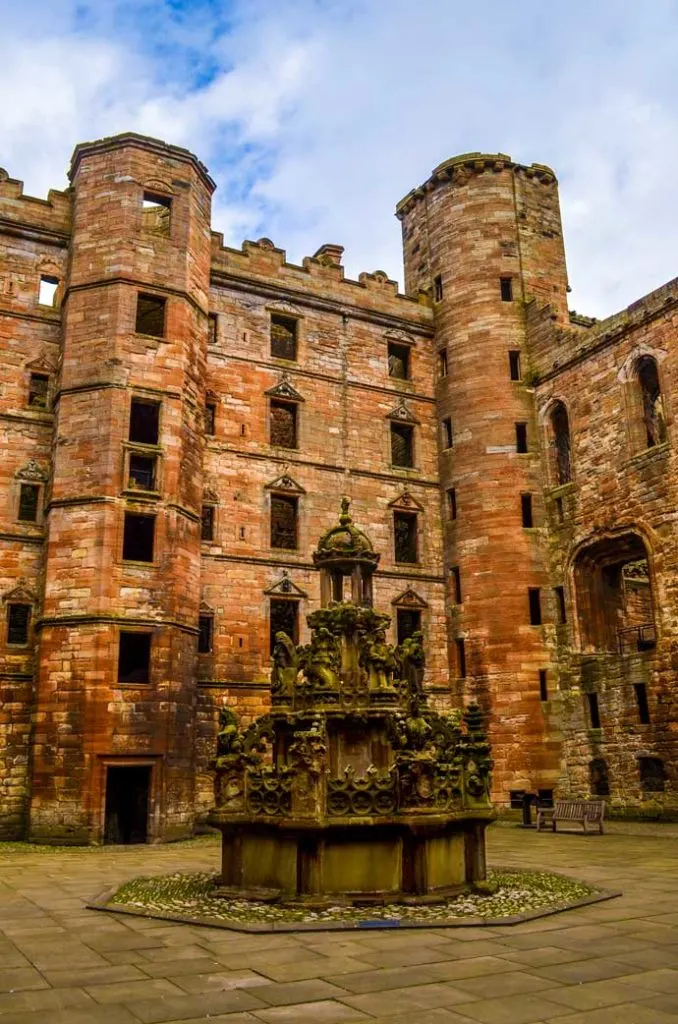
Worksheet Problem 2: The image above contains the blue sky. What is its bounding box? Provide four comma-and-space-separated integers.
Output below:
2, 0, 678, 317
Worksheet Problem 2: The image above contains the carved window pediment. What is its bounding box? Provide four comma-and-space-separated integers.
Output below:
16, 460, 48, 482
199, 599, 214, 614
388, 490, 424, 512
384, 328, 415, 347
265, 471, 306, 495
2, 579, 37, 605
26, 353, 57, 374
386, 401, 419, 424
392, 587, 428, 609
264, 571, 307, 598
265, 373, 305, 403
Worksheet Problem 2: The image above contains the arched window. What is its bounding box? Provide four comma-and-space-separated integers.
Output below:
637, 356, 666, 449
589, 758, 610, 797
550, 402, 572, 485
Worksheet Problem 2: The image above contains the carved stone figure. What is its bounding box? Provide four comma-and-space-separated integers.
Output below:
215, 707, 244, 764
270, 630, 298, 699
397, 630, 425, 696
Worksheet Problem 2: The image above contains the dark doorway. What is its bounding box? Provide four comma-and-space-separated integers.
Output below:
104, 766, 151, 844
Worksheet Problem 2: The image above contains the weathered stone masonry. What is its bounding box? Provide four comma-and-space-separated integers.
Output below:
1, 136, 676, 841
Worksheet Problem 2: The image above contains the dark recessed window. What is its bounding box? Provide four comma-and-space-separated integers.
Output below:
122, 512, 155, 562
388, 342, 410, 380
18, 484, 40, 523
128, 454, 156, 491
500, 277, 513, 302
118, 631, 151, 683
439, 349, 448, 378
201, 505, 215, 541
198, 614, 213, 653
538, 789, 554, 807
509, 350, 521, 381
135, 293, 166, 337
205, 402, 216, 436
442, 417, 453, 449
270, 401, 298, 449
515, 422, 528, 453
129, 399, 159, 445
554, 585, 567, 624
38, 276, 59, 306
539, 669, 548, 701
528, 587, 542, 626
434, 275, 443, 302
208, 313, 218, 345
455, 637, 467, 678
521, 493, 534, 528
634, 683, 651, 725
447, 487, 457, 520
391, 423, 414, 468
28, 373, 49, 409
394, 511, 418, 563
7, 604, 31, 645
509, 790, 526, 809
589, 758, 610, 797
451, 566, 462, 604
270, 598, 299, 654
587, 692, 601, 730
142, 192, 171, 237
270, 314, 298, 361
271, 495, 298, 550
397, 608, 421, 645
555, 496, 564, 523
637, 356, 666, 449
639, 756, 665, 792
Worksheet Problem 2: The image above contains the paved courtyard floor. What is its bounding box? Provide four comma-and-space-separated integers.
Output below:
1, 822, 677, 1024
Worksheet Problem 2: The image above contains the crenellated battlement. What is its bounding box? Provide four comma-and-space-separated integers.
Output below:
0, 168, 72, 237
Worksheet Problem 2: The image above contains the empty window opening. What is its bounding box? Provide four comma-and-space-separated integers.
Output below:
586, 692, 601, 730
270, 400, 298, 448
7, 604, 30, 645
239, 525, 246, 539
439, 348, 448, 378
508, 350, 521, 381
509, 790, 525, 809
500, 277, 513, 302
550, 402, 572, 484
394, 511, 418, 563
205, 401, 216, 436
270, 314, 298, 361
388, 342, 410, 380
135, 293, 166, 337
104, 766, 150, 844
201, 505, 215, 542
397, 608, 421, 645
442, 417, 453, 449
391, 423, 414, 468
447, 487, 457, 520
455, 637, 467, 678
634, 683, 651, 724
528, 588, 542, 626
128, 400, 158, 446
28, 373, 49, 409
554, 496, 564, 523
521, 493, 534, 528
270, 598, 299, 654
208, 313, 218, 346
554, 585, 567, 624
271, 494, 298, 550
515, 422, 528, 453
589, 758, 610, 797
118, 631, 151, 683
141, 192, 171, 237
637, 356, 667, 448
434, 275, 443, 302
639, 756, 665, 793
451, 566, 462, 604
128, 454, 156, 491
538, 789, 554, 807
538, 669, 548, 701
18, 484, 40, 523
198, 614, 213, 654
38, 275, 59, 306
122, 512, 155, 562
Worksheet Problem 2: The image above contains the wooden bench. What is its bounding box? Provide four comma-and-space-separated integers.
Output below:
536, 799, 605, 834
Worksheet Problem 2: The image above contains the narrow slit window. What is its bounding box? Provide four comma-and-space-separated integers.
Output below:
587, 692, 601, 730
141, 192, 171, 237
515, 422, 528, 453
205, 401, 216, 436
7, 604, 31, 645
208, 313, 218, 346
634, 683, 650, 724
28, 373, 50, 409
434, 275, 443, 302
128, 454, 156, 491
521, 493, 534, 528
118, 632, 151, 683
198, 615, 213, 654
439, 349, 448, 378
38, 276, 59, 306
122, 512, 155, 562
509, 350, 521, 381
388, 342, 410, 380
270, 598, 299, 654
555, 496, 564, 523
394, 511, 418, 563
455, 637, 467, 678
528, 587, 542, 626
442, 417, 453, 449
18, 483, 40, 522
539, 669, 548, 701
135, 293, 166, 338
390, 423, 414, 468
129, 399, 160, 445
550, 402, 572, 483
637, 356, 667, 449
270, 314, 298, 361
447, 487, 457, 520
270, 401, 298, 449
500, 277, 513, 302
451, 566, 462, 604
271, 494, 298, 550
201, 506, 215, 542
397, 608, 421, 645
554, 585, 567, 624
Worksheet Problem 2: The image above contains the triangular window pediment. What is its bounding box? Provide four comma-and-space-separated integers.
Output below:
265, 373, 305, 403
265, 471, 305, 495
388, 490, 424, 512
16, 460, 48, 482
264, 571, 307, 598
392, 587, 428, 609
386, 401, 419, 424
2, 579, 37, 605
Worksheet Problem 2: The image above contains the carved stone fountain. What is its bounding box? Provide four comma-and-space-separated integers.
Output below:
208, 499, 494, 905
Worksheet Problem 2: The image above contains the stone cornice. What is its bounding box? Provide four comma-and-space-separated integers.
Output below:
0, 217, 70, 247
37, 614, 199, 634
69, 132, 216, 193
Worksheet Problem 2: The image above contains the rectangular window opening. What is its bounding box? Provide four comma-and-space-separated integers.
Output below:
442, 417, 453, 450
122, 512, 155, 562
205, 401, 216, 436
447, 487, 457, 520
554, 585, 567, 624
208, 313, 218, 346
438, 348, 448, 378
587, 692, 601, 730
270, 598, 299, 654
451, 566, 462, 604
201, 505, 215, 542
387, 342, 410, 380
555, 496, 564, 523
270, 314, 298, 361
270, 400, 298, 449
515, 422, 528, 453
539, 669, 548, 701
397, 608, 421, 645
7, 604, 31, 646
500, 277, 513, 302
118, 631, 151, 683
634, 683, 651, 725
390, 423, 414, 468
509, 350, 521, 381
509, 790, 525, 809
28, 373, 50, 409
271, 494, 298, 550
38, 275, 59, 307
141, 192, 171, 237
129, 399, 160, 445
528, 587, 542, 626
434, 275, 443, 302
394, 511, 418, 563
135, 293, 166, 338
128, 454, 157, 491
455, 637, 467, 678
198, 614, 213, 654
18, 483, 40, 523
521, 493, 534, 528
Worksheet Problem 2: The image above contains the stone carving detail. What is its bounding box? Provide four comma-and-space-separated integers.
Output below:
265, 372, 305, 403
386, 401, 419, 424
16, 460, 48, 482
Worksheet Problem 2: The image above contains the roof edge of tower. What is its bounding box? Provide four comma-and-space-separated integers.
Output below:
68, 132, 216, 193
395, 153, 557, 218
